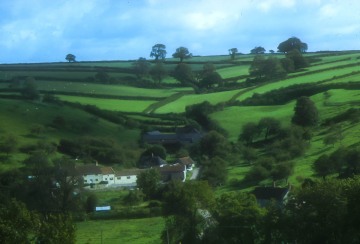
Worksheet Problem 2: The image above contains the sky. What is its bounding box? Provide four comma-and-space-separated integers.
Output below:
1, 0, 360, 63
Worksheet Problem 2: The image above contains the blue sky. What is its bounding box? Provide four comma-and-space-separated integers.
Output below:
1, 0, 360, 63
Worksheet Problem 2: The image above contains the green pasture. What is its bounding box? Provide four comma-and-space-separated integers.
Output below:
308, 52, 360, 64
76, 217, 164, 244
290, 60, 359, 76
211, 103, 294, 141
236, 66, 360, 102
324, 72, 360, 84
154, 89, 241, 114
34, 80, 191, 97
57, 95, 156, 113
0, 98, 140, 145
217, 65, 250, 79
325, 89, 360, 105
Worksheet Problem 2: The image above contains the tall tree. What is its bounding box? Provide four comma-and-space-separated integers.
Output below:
277, 37, 308, 53
172, 46, 192, 62
258, 117, 281, 140
150, 44, 167, 61
200, 130, 231, 159
150, 62, 167, 84
132, 57, 151, 79
210, 192, 264, 243
162, 181, 215, 243
228, 48, 238, 60
251, 46, 266, 54
21, 77, 39, 100
291, 96, 319, 127
65, 54, 76, 62
136, 168, 161, 199
173, 63, 194, 85
286, 49, 308, 70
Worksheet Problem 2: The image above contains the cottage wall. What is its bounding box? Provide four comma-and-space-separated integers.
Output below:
83, 174, 102, 184
114, 175, 137, 186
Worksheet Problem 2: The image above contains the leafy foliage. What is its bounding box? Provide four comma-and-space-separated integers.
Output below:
291, 96, 319, 127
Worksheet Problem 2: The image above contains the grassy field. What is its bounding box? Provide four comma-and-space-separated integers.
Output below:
155, 89, 241, 113
57, 95, 156, 113
76, 217, 164, 244
211, 103, 295, 141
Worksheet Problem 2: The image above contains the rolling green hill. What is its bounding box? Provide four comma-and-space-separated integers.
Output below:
1, 51, 360, 185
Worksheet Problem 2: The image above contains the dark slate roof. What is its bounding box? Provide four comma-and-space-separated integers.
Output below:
142, 126, 203, 145
252, 187, 289, 201
139, 155, 167, 169
76, 164, 102, 175
116, 169, 144, 176
157, 164, 186, 173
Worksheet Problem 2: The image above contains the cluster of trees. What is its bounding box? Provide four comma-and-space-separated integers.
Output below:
238, 97, 318, 184
313, 147, 360, 179
157, 177, 360, 243
248, 37, 308, 82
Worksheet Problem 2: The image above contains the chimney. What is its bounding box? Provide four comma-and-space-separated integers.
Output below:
95, 160, 98, 166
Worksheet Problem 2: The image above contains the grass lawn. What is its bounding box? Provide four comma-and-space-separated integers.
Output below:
217, 65, 249, 79
236, 66, 360, 102
35, 80, 190, 97
154, 89, 241, 114
211, 103, 294, 141
57, 95, 156, 113
76, 217, 164, 244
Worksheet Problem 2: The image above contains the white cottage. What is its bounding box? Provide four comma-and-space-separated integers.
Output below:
114, 169, 144, 188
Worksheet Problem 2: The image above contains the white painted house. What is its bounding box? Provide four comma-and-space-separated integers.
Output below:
113, 169, 144, 188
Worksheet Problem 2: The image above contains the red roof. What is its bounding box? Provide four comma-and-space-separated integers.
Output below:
100, 167, 115, 175
174, 157, 195, 165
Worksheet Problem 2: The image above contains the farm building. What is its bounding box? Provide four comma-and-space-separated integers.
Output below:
142, 126, 203, 145
252, 186, 290, 207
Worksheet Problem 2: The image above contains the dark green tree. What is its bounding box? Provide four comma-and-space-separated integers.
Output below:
258, 117, 281, 140
291, 96, 319, 127
211, 192, 264, 243
313, 154, 333, 179
172, 46, 192, 62
133, 57, 151, 79
239, 122, 259, 144
286, 49, 308, 70
36, 214, 76, 244
200, 156, 228, 186
150, 62, 167, 84
21, 77, 39, 100
150, 43, 167, 60
200, 71, 223, 89
277, 37, 308, 53
0, 134, 18, 156
0, 198, 37, 243
162, 181, 215, 243
85, 194, 98, 213
249, 56, 286, 81
228, 48, 238, 60
199, 131, 231, 158
173, 63, 194, 85
136, 168, 161, 200
251, 46, 266, 54
65, 53, 76, 62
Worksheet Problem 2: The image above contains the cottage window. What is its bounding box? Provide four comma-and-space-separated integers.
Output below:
110, 177, 113, 180
84, 180, 87, 183
117, 176, 121, 180
127, 176, 131, 179
105, 178, 107, 180
95, 179, 98, 181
